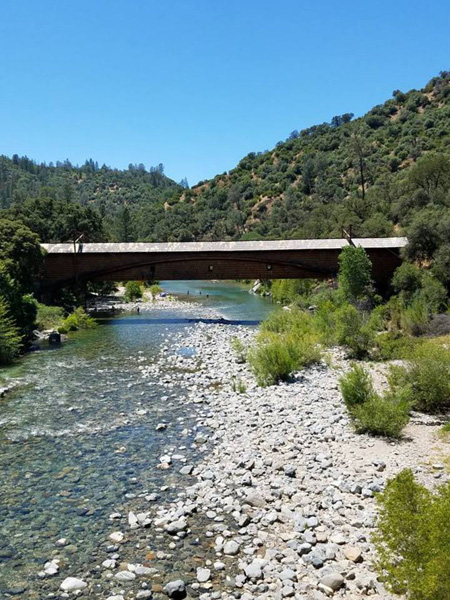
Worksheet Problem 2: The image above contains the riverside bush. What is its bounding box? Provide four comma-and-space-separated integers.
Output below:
335, 304, 374, 358
248, 332, 321, 387
35, 303, 64, 331
399, 342, 450, 413
149, 284, 163, 298
0, 297, 21, 364
340, 366, 410, 438
59, 307, 97, 333
373, 469, 450, 600
124, 281, 143, 302
340, 364, 374, 408
351, 389, 411, 438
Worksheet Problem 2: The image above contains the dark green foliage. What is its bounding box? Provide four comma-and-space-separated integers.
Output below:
373, 469, 450, 600
392, 263, 423, 299
0, 218, 43, 340
0, 297, 21, 364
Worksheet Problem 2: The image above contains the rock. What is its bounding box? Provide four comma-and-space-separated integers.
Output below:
244, 561, 263, 580
197, 567, 211, 583
163, 579, 187, 599
106, 596, 125, 600
223, 540, 240, 555
102, 559, 117, 569
245, 491, 266, 507
109, 531, 124, 543
344, 546, 363, 563
320, 572, 344, 591
165, 518, 187, 534
60, 577, 87, 592
136, 592, 153, 599
114, 571, 136, 581
284, 465, 296, 478
180, 465, 193, 475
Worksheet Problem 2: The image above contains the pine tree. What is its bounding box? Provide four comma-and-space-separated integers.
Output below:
0, 297, 21, 364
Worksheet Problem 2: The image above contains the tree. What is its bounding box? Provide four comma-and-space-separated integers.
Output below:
338, 245, 373, 301
408, 153, 450, 203
351, 129, 370, 202
0, 296, 21, 365
117, 205, 134, 242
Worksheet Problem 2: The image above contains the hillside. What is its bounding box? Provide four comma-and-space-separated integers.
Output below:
149, 70, 449, 244
1, 71, 450, 250
0, 156, 181, 241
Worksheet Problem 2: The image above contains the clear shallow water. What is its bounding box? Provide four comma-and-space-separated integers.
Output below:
0, 282, 272, 596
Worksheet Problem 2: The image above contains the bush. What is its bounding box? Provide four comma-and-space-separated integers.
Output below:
338, 246, 373, 302
231, 337, 247, 363
0, 297, 21, 365
248, 331, 321, 387
260, 306, 313, 336
60, 307, 97, 332
124, 281, 143, 302
401, 342, 450, 413
373, 469, 450, 600
351, 388, 411, 438
373, 331, 418, 360
149, 284, 163, 298
340, 364, 411, 438
35, 303, 64, 331
335, 304, 374, 358
392, 262, 423, 299
340, 364, 374, 408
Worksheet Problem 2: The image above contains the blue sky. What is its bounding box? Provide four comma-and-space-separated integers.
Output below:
1, 0, 449, 185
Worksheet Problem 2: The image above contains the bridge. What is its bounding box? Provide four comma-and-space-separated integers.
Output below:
40, 237, 407, 291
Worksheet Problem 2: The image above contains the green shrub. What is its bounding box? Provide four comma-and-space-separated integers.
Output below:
35, 303, 64, 331
0, 297, 21, 365
248, 331, 321, 387
149, 284, 163, 298
402, 342, 450, 413
392, 262, 423, 300
340, 364, 374, 408
335, 304, 374, 358
351, 388, 411, 438
124, 281, 143, 302
231, 337, 247, 363
260, 306, 313, 335
373, 469, 450, 600
373, 331, 419, 360
60, 307, 97, 332
338, 246, 373, 302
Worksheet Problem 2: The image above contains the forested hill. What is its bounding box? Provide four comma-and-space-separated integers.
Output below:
174, 70, 450, 243
0, 157, 181, 242
1, 71, 450, 248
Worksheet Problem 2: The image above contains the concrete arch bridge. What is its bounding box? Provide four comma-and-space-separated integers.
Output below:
40, 237, 407, 292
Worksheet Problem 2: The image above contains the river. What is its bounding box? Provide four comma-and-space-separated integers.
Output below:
0, 282, 272, 597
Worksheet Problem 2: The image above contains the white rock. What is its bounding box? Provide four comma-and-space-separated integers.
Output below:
60, 577, 87, 592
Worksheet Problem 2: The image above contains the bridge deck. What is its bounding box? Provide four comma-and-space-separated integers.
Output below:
42, 238, 407, 254
40, 237, 407, 290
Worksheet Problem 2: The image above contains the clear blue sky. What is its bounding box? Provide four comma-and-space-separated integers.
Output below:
1, 0, 449, 185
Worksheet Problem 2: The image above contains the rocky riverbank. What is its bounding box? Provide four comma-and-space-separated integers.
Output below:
27, 314, 449, 600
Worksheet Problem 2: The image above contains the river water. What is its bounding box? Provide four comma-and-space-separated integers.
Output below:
0, 282, 272, 597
